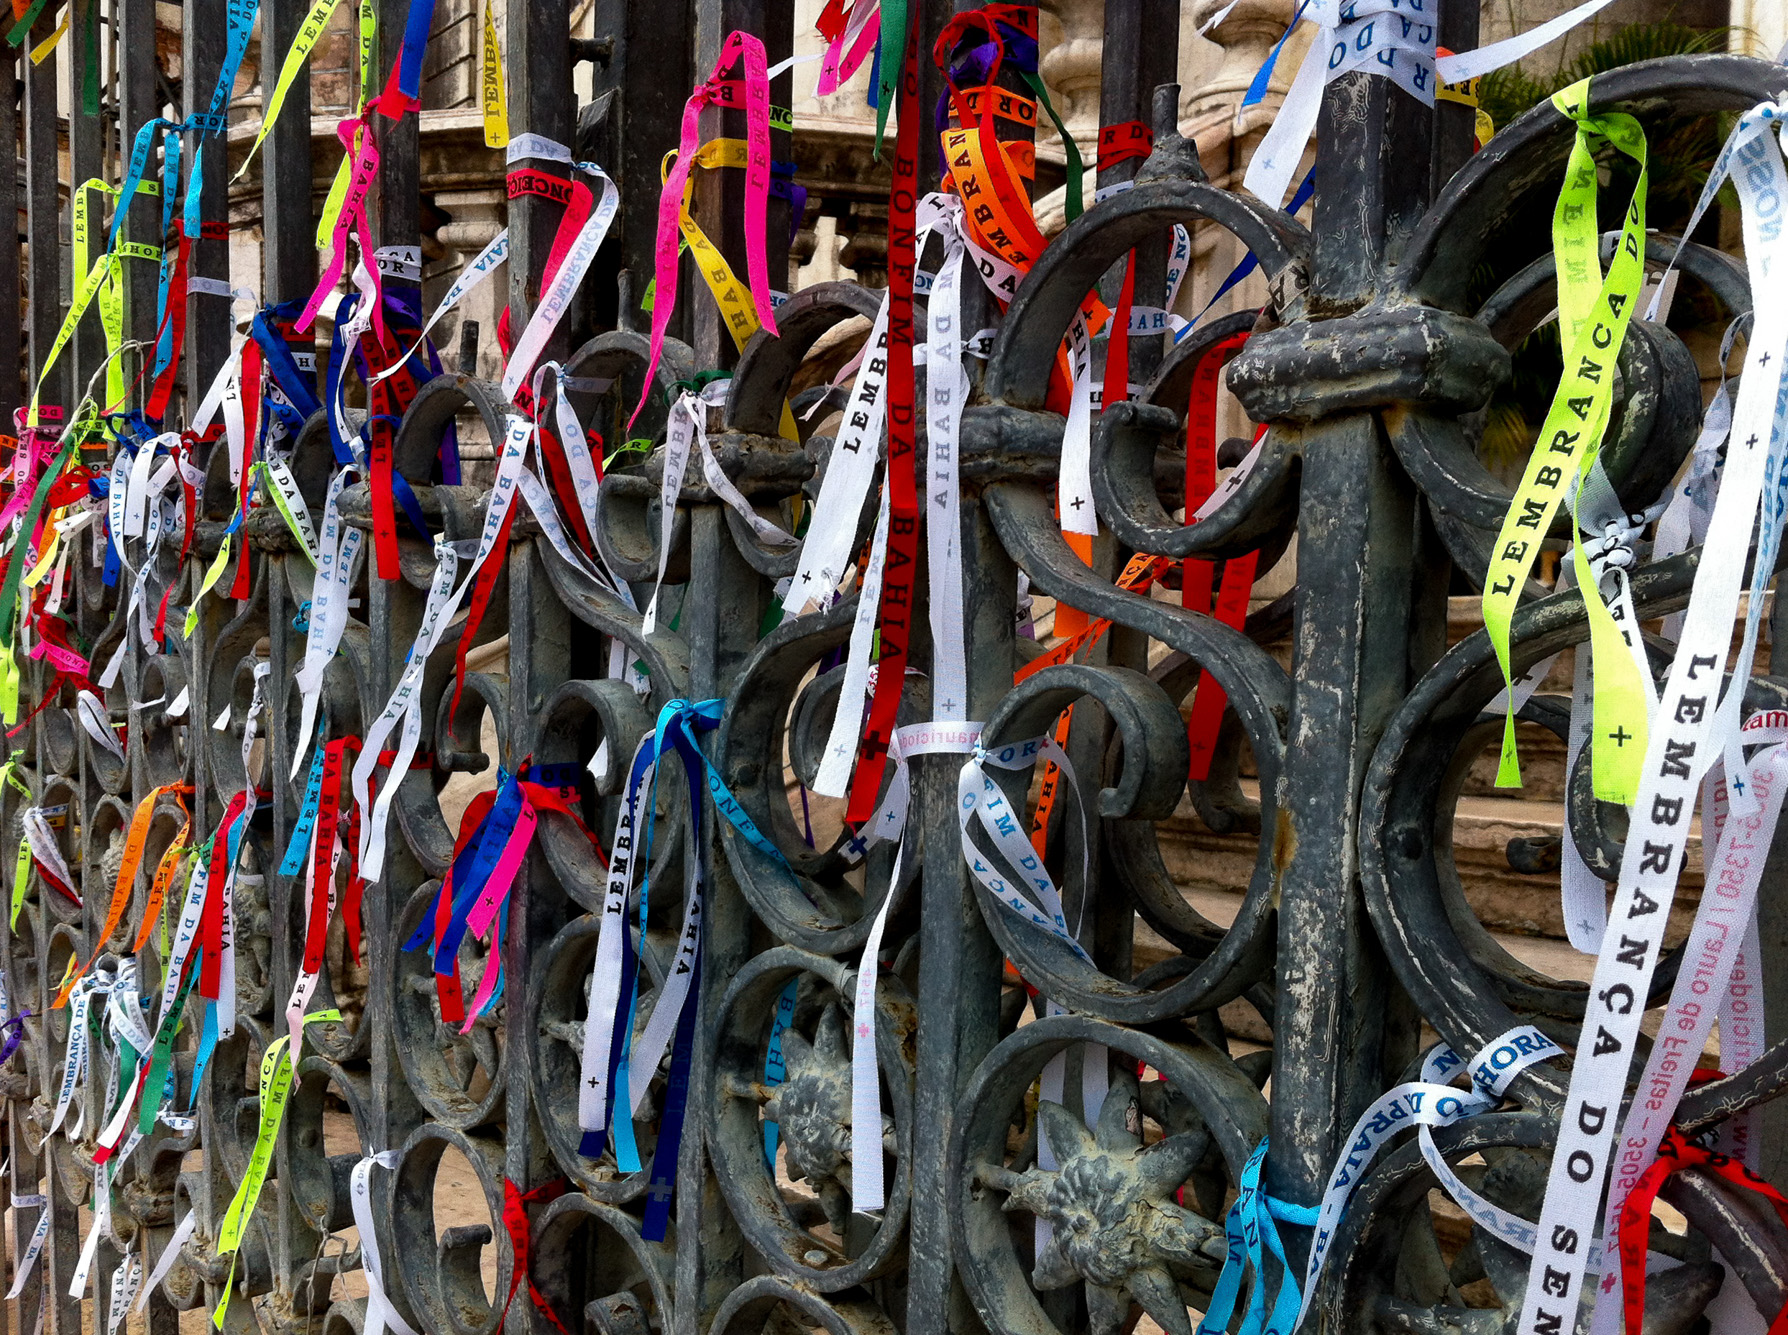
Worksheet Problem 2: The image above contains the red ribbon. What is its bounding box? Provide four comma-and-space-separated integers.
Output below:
449, 503, 517, 723
1097, 120, 1153, 173
341, 800, 366, 967
1181, 330, 1254, 781
1618, 1124, 1788, 1334
304, 738, 363, 975
499, 1177, 573, 1335
198, 791, 250, 1000
844, 16, 922, 827
146, 230, 193, 423
358, 319, 423, 579
434, 790, 497, 1026
497, 170, 595, 368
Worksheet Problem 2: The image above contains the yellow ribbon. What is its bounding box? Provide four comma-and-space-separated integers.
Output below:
481, 0, 508, 147
668, 141, 798, 441
28, 9, 66, 63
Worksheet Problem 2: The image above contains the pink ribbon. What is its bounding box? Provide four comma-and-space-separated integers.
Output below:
29, 640, 88, 677
816, 4, 880, 96
299, 117, 386, 344
0, 433, 46, 532
457, 798, 537, 1031
633, 30, 781, 427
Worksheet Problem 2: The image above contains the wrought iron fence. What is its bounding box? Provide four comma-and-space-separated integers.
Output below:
0, 0, 1782, 1333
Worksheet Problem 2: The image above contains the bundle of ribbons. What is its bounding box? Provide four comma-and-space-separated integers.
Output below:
4, 0, 1785, 1329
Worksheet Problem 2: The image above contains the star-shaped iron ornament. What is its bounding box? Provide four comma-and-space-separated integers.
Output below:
980, 1074, 1227, 1335
762, 1003, 895, 1239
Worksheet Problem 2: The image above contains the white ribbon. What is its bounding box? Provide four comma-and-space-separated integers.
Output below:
501, 165, 619, 402
813, 488, 892, 798
290, 468, 367, 778
578, 739, 654, 1147
5, 1196, 50, 1300
925, 217, 969, 724
1519, 102, 1788, 1335
104, 1251, 140, 1334
371, 232, 509, 385
134, 1209, 198, 1312
1245, 0, 1622, 208
787, 294, 892, 615
351, 1151, 419, 1335
1589, 727, 1788, 1332
1298, 1025, 1577, 1328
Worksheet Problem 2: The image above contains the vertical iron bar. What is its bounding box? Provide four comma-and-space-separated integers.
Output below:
592, 0, 692, 343
690, 0, 791, 373
911, 508, 1013, 1335
23, 8, 63, 415
673, 507, 761, 1335
260, 0, 314, 302
68, 0, 104, 394
0, 49, 20, 425
502, 2, 575, 1334
910, 6, 1009, 1332
1265, 67, 1438, 1270
117, 0, 159, 394
503, 0, 574, 354
374, 0, 419, 280
505, 539, 576, 1335
182, 0, 229, 410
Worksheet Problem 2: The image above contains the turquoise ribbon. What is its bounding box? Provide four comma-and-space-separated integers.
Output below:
1198, 1138, 1318, 1335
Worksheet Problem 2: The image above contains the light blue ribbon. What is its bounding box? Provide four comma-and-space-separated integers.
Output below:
1198, 1138, 1318, 1335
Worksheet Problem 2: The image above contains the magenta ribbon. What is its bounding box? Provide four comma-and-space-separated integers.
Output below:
0, 433, 46, 532
299, 117, 386, 345
29, 640, 88, 677
633, 30, 781, 428
457, 798, 538, 1031
816, 7, 880, 96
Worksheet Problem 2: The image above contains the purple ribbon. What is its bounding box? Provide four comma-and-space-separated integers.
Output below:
0, 1012, 33, 1065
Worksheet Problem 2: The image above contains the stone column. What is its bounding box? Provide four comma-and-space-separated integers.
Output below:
432, 188, 508, 380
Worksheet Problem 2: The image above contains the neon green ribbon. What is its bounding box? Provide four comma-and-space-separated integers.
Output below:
2, 754, 30, 929
0, 427, 79, 722
184, 538, 238, 639
29, 259, 111, 428
255, 458, 320, 565
234, 0, 347, 181
213, 1010, 343, 1327
1482, 77, 1648, 800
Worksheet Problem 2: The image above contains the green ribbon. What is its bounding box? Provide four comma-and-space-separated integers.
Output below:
1015, 69, 1082, 221
1482, 77, 1648, 801
6, 0, 55, 48
873, 0, 906, 160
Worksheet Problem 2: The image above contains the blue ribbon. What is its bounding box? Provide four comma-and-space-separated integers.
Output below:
1241, 0, 1311, 111
1175, 165, 1316, 343
385, 0, 440, 107
590, 698, 785, 1199
1197, 1138, 1319, 1335
278, 738, 331, 876
253, 302, 325, 431
430, 775, 528, 974
109, 118, 177, 254
762, 978, 798, 1164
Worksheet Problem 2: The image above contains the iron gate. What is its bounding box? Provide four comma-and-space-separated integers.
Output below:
0, 0, 1782, 1332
